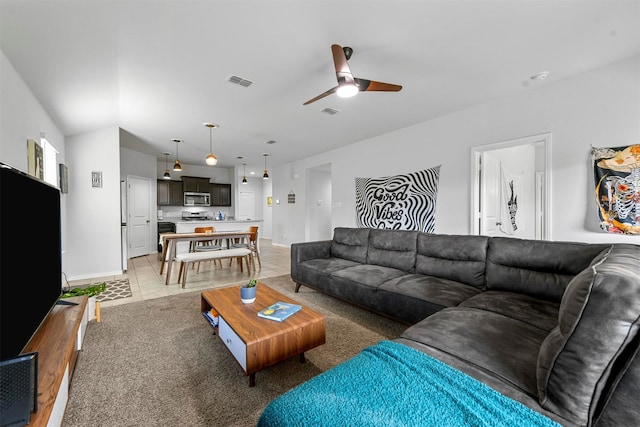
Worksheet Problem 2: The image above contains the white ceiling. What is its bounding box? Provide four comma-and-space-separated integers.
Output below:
2, 1, 639, 175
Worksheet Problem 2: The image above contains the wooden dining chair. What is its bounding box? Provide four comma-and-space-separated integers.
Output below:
191, 226, 222, 269
230, 226, 261, 270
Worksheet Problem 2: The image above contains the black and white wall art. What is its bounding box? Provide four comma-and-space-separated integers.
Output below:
355, 166, 441, 232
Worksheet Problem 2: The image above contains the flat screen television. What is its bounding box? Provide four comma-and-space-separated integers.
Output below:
0, 162, 63, 361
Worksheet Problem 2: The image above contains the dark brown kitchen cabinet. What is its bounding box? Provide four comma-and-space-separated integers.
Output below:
182, 176, 210, 193
158, 180, 183, 205
209, 183, 231, 206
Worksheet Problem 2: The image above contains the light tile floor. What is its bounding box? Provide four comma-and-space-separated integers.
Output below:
67, 239, 291, 309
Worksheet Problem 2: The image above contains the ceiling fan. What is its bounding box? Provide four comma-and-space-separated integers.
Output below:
303, 44, 402, 105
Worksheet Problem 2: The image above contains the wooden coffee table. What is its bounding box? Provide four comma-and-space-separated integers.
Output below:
200, 283, 326, 386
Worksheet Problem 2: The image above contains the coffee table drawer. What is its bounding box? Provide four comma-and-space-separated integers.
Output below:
218, 316, 247, 371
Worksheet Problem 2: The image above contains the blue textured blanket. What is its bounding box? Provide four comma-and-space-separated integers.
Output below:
258, 340, 560, 427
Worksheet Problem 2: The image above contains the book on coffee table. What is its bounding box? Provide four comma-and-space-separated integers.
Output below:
257, 301, 302, 322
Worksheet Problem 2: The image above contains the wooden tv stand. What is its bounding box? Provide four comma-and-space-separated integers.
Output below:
22, 295, 88, 427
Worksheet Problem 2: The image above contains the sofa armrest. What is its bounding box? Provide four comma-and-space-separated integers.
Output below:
291, 240, 332, 280
291, 240, 332, 263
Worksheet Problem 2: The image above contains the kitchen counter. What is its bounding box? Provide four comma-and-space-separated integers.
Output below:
159, 219, 264, 225
169, 219, 263, 254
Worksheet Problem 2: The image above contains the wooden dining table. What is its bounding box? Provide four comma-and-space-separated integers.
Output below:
160, 230, 252, 285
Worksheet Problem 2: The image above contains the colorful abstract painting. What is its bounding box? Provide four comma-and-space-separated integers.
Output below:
592, 144, 640, 235
355, 166, 440, 232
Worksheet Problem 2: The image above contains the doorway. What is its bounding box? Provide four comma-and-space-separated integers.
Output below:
305, 164, 332, 241
471, 133, 552, 240
238, 191, 255, 220
127, 176, 152, 257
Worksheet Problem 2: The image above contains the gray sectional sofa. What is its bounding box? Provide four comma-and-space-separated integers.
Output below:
285, 227, 640, 427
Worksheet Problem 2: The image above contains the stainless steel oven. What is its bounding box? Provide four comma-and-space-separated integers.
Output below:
184, 192, 210, 206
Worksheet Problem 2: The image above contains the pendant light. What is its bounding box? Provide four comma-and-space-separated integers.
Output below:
162, 152, 171, 179
204, 123, 218, 166
172, 139, 183, 171
242, 162, 248, 184
262, 153, 269, 180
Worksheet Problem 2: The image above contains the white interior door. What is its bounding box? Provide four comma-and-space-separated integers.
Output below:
305, 165, 332, 241
481, 152, 501, 236
128, 176, 151, 258
238, 191, 255, 220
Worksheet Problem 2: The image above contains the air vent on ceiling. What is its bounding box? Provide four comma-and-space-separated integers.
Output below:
227, 75, 254, 88
321, 107, 340, 115
266, 140, 276, 145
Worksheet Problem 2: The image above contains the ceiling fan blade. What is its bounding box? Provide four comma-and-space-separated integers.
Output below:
355, 78, 402, 93
331, 44, 352, 76
303, 86, 338, 105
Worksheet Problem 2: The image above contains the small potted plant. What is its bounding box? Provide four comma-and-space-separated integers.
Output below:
61, 282, 107, 321
240, 279, 257, 304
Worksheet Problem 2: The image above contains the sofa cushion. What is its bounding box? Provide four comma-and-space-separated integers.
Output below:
325, 264, 408, 314
331, 264, 407, 288
416, 233, 489, 289
485, 237, 609, 302
401, 307, 549, 396
298, 257, 362, 275
536, 244, 640, 426
366, 229, 418, 272
330, 227, 370, 263
294, 258, 362, 293
459, 291, 559, 332
380, 274, 481, 312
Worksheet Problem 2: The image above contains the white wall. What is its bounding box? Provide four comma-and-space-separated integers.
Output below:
65, 127, 122, 279
0, 51, 69, 271
273, 55, 640, 247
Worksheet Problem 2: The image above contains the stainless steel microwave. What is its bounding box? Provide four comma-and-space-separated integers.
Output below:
184, 192, 210, 206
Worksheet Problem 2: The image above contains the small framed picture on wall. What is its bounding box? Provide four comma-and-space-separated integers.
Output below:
91, 171, 103, 188
27, 139, 44, 180
59, 164, 68, 193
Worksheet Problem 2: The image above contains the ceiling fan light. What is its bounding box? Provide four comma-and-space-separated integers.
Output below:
205, 153, 217, 166
336, 82, 358, 98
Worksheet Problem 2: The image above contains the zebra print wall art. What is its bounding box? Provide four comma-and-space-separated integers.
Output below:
355, 166, 441, 232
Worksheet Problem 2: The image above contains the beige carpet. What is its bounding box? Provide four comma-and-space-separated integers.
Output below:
61, 275, 406, 427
